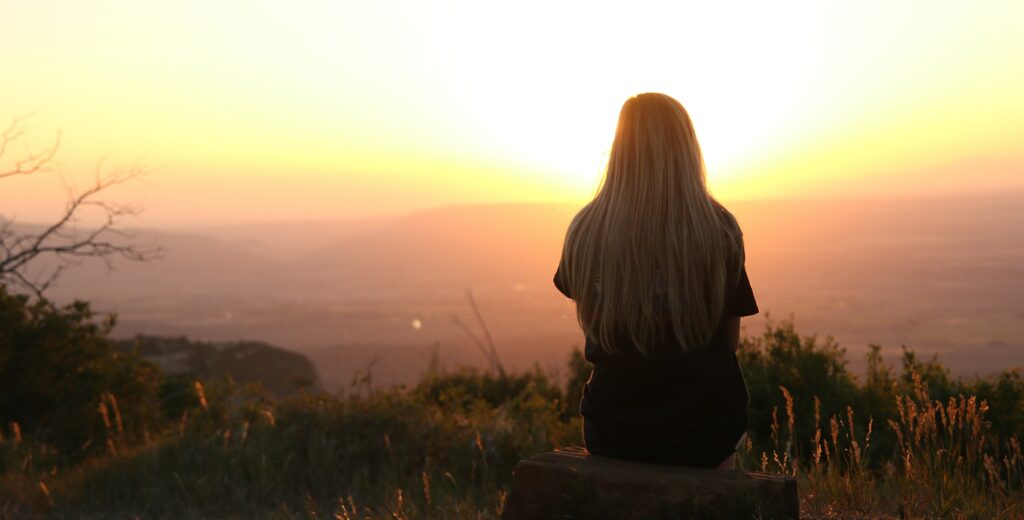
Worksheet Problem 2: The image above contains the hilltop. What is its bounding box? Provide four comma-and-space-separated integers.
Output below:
115, 336, 320, 396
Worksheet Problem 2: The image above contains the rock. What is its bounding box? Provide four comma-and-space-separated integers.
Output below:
502, 447, 798, 519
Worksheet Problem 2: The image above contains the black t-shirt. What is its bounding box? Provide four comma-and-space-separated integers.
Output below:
553, 252, 758, 465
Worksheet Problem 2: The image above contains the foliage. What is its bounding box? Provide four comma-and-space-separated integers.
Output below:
2, 379, 580, 518
115, 335, 320, 396
415, 364, 563, 411
0, 302, 1022, 518
562, 348, 591, 420
0, 286, 163, 463
738, 319, 861, 461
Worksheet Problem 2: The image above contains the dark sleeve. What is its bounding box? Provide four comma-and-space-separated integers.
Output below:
727, 264, 759, 317
553, 265, 572, 299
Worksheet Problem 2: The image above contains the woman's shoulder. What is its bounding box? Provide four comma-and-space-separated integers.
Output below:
711, 200, 741, 232
709, 200, 744, 251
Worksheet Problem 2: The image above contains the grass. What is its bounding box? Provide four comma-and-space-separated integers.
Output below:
748, 373, 1024, 519
2, 322, 1022, 519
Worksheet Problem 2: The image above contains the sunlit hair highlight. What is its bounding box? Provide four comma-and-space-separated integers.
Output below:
559, 92, 743, 355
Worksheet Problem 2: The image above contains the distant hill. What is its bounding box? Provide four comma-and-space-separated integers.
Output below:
296, 203, 578, 289
116, 336, 319, 395
22, 191, 1024, 387
187, 217, 394, 261
37, 227, 282, 300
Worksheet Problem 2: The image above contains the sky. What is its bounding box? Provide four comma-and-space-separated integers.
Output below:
1, 0, 1022, 227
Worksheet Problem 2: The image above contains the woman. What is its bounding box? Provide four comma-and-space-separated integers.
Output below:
554, 92, 758, 470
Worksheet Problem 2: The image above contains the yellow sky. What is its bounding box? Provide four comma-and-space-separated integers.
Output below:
1, 0, 1021, 226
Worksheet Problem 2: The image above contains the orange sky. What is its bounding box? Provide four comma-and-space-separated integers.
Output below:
1, 1, 1021, 227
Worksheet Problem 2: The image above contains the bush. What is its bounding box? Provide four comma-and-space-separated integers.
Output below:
414, 366, 563, 411
1, 296, 1021, 518
738, 318, 861, 460
0, 286, 162, 462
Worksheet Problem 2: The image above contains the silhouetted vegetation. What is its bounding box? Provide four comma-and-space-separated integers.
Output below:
115, 335, 320, 396
739, 320, 1024, 468
1, 289, 1021, 518
0, 287, 162, 463
0, 116, 161, 300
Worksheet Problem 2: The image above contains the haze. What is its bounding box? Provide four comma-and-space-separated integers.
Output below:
2, 2, 1022, 387
25, 191, 1020, 390
2, 0, 1022, 226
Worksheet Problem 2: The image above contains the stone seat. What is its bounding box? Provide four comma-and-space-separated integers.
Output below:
502, 447, 798, 520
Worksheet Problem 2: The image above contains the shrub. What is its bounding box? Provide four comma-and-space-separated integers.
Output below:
0, 286, 162, 462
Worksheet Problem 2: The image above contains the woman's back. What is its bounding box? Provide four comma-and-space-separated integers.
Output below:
555, 92, 759, 468
555, 244, 757, 467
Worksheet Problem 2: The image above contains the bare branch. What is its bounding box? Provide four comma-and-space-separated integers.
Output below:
0, 115, 31, 158
466, 289, 505, 377
7, 268, 47, 302
466, 290, 504, 370
451, 314, 496, 370
451, 290, 506, 377
0, 117, 162, 298
0, 115, 61, 179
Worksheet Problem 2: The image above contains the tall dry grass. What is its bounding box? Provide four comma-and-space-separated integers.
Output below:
3, 321, 1023, 518
745, 372, 1023, 519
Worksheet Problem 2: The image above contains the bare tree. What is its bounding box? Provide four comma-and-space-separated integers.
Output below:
0, 116, 161, 299
451, 289, 506, 377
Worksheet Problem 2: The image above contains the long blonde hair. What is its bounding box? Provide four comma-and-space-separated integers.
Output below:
559, 92, 743, 355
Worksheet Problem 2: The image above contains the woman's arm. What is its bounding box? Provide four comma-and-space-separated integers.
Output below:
724, 315, 741, 352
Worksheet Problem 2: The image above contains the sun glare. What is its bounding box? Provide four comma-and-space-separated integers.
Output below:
0, 0, 1021, 223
